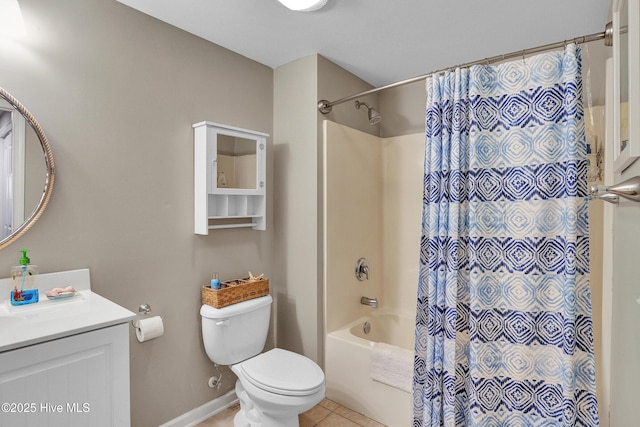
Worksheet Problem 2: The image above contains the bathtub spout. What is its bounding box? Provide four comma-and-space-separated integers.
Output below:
361, 296, 378, 308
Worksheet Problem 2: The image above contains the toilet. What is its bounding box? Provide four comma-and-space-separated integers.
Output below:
200, 295, 325, 427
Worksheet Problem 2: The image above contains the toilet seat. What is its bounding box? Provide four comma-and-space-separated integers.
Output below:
236, 348, 324, 397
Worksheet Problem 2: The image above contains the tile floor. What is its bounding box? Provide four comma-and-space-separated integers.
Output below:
196, 398, 386, 427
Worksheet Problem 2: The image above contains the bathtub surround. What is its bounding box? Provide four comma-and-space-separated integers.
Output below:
324, 121, 423, 425
323, 122, 383, 333
324, 122, 424, 323
414, 45, 599, 425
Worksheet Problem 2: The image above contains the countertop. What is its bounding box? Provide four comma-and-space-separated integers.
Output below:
0, 269, 135, 352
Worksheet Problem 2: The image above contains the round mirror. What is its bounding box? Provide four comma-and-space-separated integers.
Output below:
0, 87, 55, 250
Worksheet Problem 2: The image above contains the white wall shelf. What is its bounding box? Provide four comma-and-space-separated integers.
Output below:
193, 122, 268, 232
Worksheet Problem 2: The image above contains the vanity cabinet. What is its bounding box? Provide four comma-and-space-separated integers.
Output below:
0, 269, 135, 427
193, 122, 268, 232
0, 324, 130, 427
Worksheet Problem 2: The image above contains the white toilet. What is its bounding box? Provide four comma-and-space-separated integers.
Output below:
200, 295, 325, 427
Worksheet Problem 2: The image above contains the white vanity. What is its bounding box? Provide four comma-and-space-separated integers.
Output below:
0, 269, 135, 427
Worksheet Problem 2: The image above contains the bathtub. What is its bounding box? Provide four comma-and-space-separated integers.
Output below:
325, 311, 414, 426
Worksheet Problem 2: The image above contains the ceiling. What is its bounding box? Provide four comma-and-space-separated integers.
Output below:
116, 0, 611, 90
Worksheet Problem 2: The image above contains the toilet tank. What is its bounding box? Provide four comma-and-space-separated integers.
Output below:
200, 295, 272, 365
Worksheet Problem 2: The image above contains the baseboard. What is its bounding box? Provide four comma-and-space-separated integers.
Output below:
159, 390, 238, 427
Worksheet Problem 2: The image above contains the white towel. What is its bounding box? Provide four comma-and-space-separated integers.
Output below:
370, 342, 413, 393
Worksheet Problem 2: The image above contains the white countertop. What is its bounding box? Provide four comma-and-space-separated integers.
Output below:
0, 269, 135, 352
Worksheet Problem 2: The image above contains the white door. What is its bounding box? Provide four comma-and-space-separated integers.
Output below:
608, 159, 640, 427
604, 53, 640, 425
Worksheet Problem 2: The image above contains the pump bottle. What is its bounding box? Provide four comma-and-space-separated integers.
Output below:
9, 249, 39, 306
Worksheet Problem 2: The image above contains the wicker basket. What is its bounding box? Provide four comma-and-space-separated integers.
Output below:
202, 277, 269, 308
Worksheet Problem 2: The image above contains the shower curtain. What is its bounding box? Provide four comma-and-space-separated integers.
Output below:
413, 44, 599, 426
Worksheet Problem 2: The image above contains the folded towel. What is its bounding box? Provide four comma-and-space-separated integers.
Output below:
370, 342, 413, 393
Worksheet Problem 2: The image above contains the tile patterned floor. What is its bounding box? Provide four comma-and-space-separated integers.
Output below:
196, 398, 386, 427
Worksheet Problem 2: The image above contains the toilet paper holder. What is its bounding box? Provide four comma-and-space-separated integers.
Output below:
131, 303, 152, 328
130, 304, 164, 343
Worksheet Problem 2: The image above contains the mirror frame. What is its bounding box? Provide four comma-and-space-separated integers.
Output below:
0, 87, 55, 250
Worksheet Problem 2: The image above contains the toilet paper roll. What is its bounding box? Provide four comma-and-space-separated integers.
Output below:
135, 316, 164, 342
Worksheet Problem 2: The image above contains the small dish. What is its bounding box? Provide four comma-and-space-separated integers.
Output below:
46, 291, 77, 301
45, 286, 77, 301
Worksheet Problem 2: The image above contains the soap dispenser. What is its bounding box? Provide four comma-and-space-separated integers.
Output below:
9, 249, 39, 306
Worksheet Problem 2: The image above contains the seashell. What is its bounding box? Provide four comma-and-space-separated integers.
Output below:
248, 272, 264, 282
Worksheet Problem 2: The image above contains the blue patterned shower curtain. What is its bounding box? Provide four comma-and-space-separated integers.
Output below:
413, 45, 599, 426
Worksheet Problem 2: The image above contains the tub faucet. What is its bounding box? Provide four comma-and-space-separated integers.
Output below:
355, 258, 369, 281
360, 296, 378, 308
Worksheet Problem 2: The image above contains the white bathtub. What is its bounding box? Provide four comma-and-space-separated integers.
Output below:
325, 311, 414, 426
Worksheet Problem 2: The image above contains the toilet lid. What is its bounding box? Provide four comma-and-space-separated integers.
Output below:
238, 348, 325, 396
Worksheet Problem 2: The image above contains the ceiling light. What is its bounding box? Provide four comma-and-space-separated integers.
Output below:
278, 0, 327, 12
0, 0, 26, 37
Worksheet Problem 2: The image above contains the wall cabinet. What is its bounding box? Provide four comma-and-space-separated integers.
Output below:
0, 324, 130, 427
193, 122, 268, 232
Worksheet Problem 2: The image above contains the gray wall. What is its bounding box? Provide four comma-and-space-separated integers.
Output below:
0, 1, 273, 426
379, 80, 425, 138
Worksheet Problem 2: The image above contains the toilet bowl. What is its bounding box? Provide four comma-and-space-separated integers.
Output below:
200, 295, 325, 427
231, 348, 325, 427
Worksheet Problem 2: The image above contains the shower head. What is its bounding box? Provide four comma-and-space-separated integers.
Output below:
355, 100, 382, 125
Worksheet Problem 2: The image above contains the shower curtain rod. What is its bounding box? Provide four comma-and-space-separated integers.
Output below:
318, 23, 613, 114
